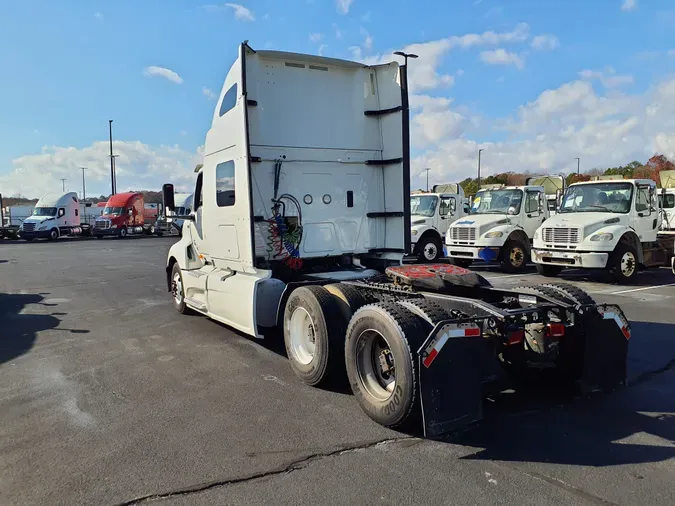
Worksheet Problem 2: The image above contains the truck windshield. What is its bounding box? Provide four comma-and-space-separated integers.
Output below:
560, 183, 633, 214
103, 207, 125, 215
33, 207, 57, 216
410, 195, 438, 217
471, 189, 522, 215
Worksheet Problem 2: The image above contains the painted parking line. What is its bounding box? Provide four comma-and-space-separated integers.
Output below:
610, 283, 675, 295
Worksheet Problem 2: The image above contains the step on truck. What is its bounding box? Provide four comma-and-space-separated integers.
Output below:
94, 192, 164, 238
163, 43, 631, 436
444, 184, 550, 272
532, 178, 675, 283
410, 183, 468, 262
19, 192, 91, 241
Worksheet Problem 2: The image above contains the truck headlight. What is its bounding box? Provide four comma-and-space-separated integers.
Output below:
590, 232, 613, 241
484, 231, 503, 238
38, 226, 47, 231
111, 224, 118, 229
411, 229, 418, 236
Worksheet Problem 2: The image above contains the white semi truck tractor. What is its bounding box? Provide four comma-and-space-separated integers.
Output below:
19, 192, 91, 241
659, 170, 675, 231
410, 183, 467, 262
444, 184, 550, 271
526, 175, 565, 216
532, 178, 675, 283
162, 43, 632, 435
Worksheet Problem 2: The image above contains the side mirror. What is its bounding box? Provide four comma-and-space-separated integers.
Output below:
507, 206, 517, 215
163, 184, 175, 211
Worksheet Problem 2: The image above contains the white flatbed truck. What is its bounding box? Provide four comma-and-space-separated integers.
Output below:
163, 43, 633, 435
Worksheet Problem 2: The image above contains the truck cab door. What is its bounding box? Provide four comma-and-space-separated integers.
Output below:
633, 184, 659, 241
522, 190, 545, 238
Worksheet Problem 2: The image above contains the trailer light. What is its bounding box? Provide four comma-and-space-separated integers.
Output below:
303, 194, 313, 205
590, 232, 613, 241
485, 231, 503, 238
507, 330, 524, 346
322, 194, 332, 204
547, 323, 565, 337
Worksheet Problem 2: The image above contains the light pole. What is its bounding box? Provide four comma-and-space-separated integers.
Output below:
425, 168, 430, 191
80, 167, 87, 202
112, 155, 120, 193
109, 119, 115, 194
574, 157, 580, 175
60, 178, 66, 191
478, 148, 484, 187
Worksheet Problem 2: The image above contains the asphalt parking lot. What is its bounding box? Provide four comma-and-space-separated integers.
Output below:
1, 238, 674, 506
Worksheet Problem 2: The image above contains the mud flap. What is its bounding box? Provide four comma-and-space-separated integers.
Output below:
417, 321, 489, 437
576, 304, 630, 392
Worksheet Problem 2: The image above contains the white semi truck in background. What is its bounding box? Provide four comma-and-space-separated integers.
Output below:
161, 44, 631, 435
526, 174, 565, 216
19, 192, 91, 241
166, 192, 194, 234
444, 184, 550, 271
409, 183, 467, 262
659, 170, 675, 230
532, 178, 675, 283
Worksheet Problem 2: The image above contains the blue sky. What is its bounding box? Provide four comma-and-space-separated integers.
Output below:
1, 0, 674, 198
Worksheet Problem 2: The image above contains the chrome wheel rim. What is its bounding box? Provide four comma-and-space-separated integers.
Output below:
620, 251, 636, 277
288, 307, 316, 365
355, 329, 395, 401
172, 271, 183, 304
423, 243, 438, 261
510, 247, 525, 268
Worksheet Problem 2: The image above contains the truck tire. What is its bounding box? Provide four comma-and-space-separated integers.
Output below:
542, 283, 595, 305
447, 257, 473, 269
500, 239, 528, 272
416, 235, 442, 263
608, 243, 638, 284
48, 228, 59, 241
535, 263, 563, 277
118, 227, 127, 239
345, 302, 427, 429
324, 283, 368, 321
396, 298, 449, 326
283, 286, 348, 387
171, 263, 193, 315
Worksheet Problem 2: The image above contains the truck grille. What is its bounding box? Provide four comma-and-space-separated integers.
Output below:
22, 222, 36, 232
543, 227, 581, 244
95, 219, 110, 229
449, 227, 476, 242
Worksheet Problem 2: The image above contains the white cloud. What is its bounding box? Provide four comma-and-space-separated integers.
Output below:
621, 0, 637, 12
531, 34, 560, 51
309, 32, 323, 43
202, 87, 216, 100
94, 12, 103, 20
480, 49, 524, 69
359, 24, 529, 92
225, 3, 255, 21
143, 66, 183, 84
336, 0, 354, 15
318, 44, 328, 56
408, 75, 675, 189
1, 141, 203, 199
579, 67, 634, 88
360, 27, 373, 51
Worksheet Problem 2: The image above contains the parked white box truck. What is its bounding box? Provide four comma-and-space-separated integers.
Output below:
19, 192, 91, 241
444, 184, 550, 271
532, 178, 675, 282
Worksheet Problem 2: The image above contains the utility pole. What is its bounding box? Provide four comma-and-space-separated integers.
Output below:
80, 167, 87, 202
112, 155, 119, 193
575, 157, 580, 175
109, 119, 115, 195
60, 178, 66, 191
425, 168, 430, 191
478, 149, 484, 187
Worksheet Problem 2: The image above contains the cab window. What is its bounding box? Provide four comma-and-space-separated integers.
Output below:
635, 186, 651, 213
216, 161, 235, 207
439, 196, 454, 216
525, 192, 540, 214
194, 172, 204, 211
57, 208, 65, 218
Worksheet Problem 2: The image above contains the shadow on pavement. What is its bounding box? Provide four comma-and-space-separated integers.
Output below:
0, 292, 90, 365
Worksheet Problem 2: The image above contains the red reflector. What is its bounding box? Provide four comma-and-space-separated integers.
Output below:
507, 330, 524, 346
465, 327, 481, 337
547, 323, 565, 337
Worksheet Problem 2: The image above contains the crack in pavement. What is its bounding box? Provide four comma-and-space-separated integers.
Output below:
113, 436, 419, 505
628, 358, 675, 387
516, 469, 619, 506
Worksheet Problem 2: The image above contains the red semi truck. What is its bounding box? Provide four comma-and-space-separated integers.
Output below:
93, 192, 165, 238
